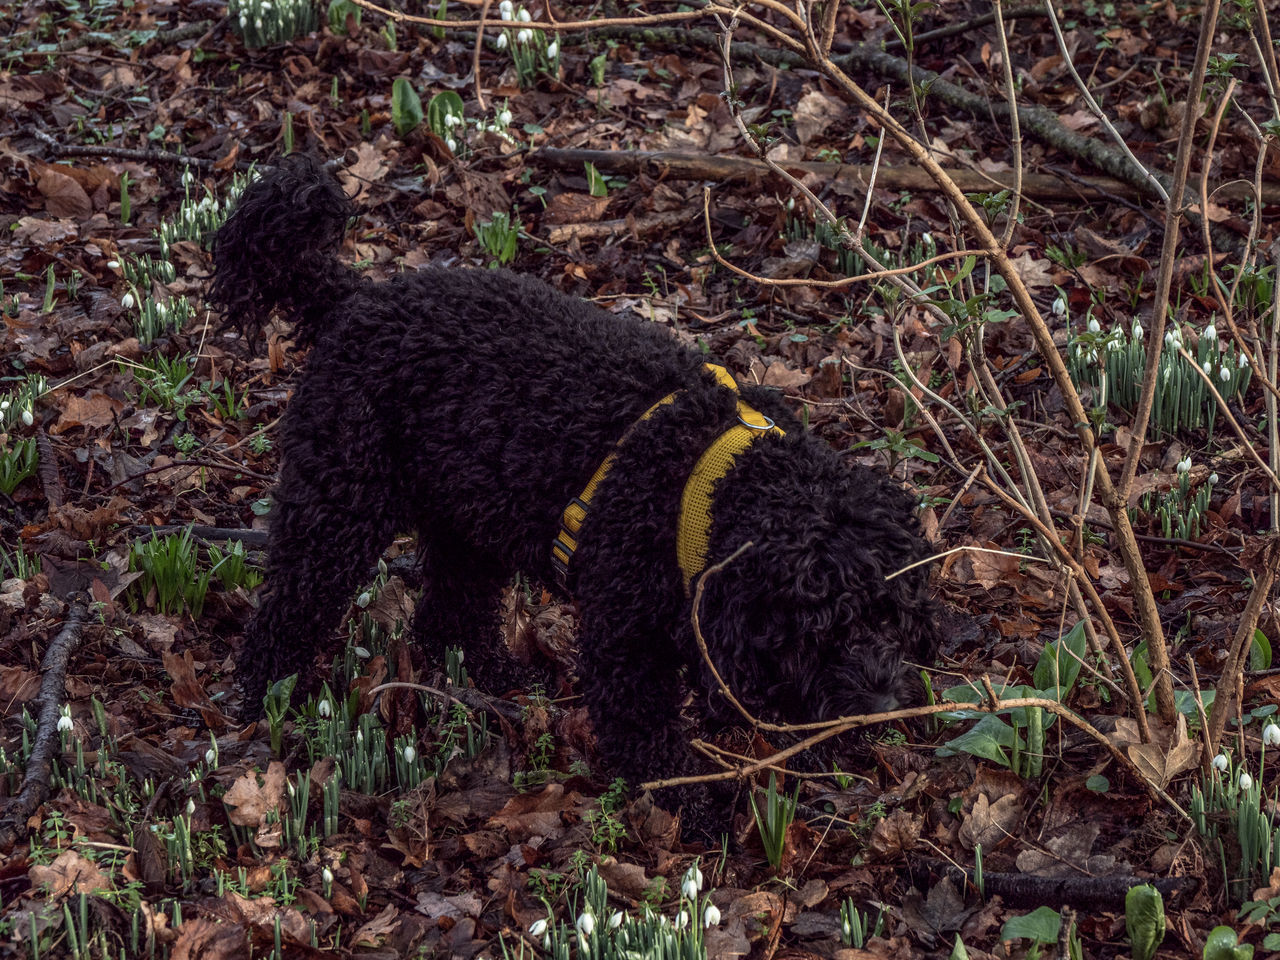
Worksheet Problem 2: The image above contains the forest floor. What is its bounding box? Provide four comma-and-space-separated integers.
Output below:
1, 0, 1280, 956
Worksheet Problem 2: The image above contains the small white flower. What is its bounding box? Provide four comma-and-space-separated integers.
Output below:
0, 401, 8, 411
121, 292, 135, 310
181, 170, 193, 186
1051, 296, 1066, 317
318, 699, 332, 718
529, 918, 548, 937
1220, 366, 1231, 383
239, 13, 247, 27
1202, 360, 1212, 374
703, 903, 721, 928
1239, 352, 1250, 368
355, 590, 371, 608
254, 17, 263, 30
517, 28, 532, 43
576, 912, 595, 936
402, 745, 416, 763
498, 0, 513, 17
498, 109, 512, 125
1087, 316, 1100, 334
57, 714, 73, 733
682, 876, 699, 900
1204, 324, 1217, 342
186, 798, 195, 815
446, 137, 456, 152
106, 259, 120, 269
609, 911, 624, 929
353, 645, 370, 659
1132, 321, 1143, 341
356, 729, 364, 744
1177, 457, 1192, 474
921, 231, 933, 246
1165, 331, 1175, 347
1240, 772, 1254, 790
1264, 723, 1280, 747
444, 113, 458, 127
675, 910, 689, 929
495, 31, 508, 48
545, 39, 558, 58
322, 867, 334, 883
205, 748, 216, 765
518, 6, 531, 19
21, 408, 33, 427
1210, 473, 1219, 485
1212, 753, 1230, 771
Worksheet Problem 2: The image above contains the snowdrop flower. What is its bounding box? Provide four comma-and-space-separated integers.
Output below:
1087, 316, 1100, 334
1220, 366, 1231, 382
495, 31, 508, 48
1210, 473, 1219, 485
546, 39, 558, 58
498, 0, 513, 17
0, 401, 8, 411
704, 903, 721, 927
356, 590, 371, 608
57, 713, 73, 733
1212, 753, 1230, 771
21, 408, 33, 427
205, 748, 216, 765
518, 6, 531, 20
106, 259, 119, 269
576, 912, 595, 937
1132, 321, 1143, 341
1263, 723, 1280, 747
318, 698, 332, 718
443, 113, 458, 127
683, 863, 703, 893
121, 292, 135, 310
1240, 772, 1254, 790
498, 108, 512, 125
239, 13, 247, 27
1239, 352, 1250, 368
402, 745, 416, 763
528, 918, 548, 937
921, 231, 934, 246
682, 875, 699, 900
356, 729, 364, 744
1202, 360, 1212, 374
1051, 296, 1066, 318
254, 17, 263, 30
608, 911, 624, 929
186, 798, 196, 815
1164, 331, 1175, 348
517, 28, 532, 43
675, 910, 689, 929
1176, 457, 1192, 474
446, 137, 456, 152
322, 867, 334, 884
1204, 323, 1217, 342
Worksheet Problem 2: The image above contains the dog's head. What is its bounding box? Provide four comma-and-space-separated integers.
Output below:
695, 460, 940, 735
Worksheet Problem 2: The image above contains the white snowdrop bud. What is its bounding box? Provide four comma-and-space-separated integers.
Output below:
1204, 324, 1217, 342
1264, 723, 1280, 747
446, 137, 457, 152
498, 108, 512, 125
921, 231, 934, 246
355, 591, 371, 608
498, 0, 513, 17
402, 745, 416, 763
1177, 457, 1191, 474
356, 729, 364, 744
495, 31, 508, 48
318, 699, 332, 718
1, 401, 8, 410
121, 292, 135, 310
609, 911, 624, 929
57, 714, 73, 733
576, 912, 595, 936
186, 798, 195, 815
239, 13, 247, 27
1220, 366, 1231, 382
675, 910, 689, 929
322, 867, 334, 883
1240, 771, 1254, 790
518, 6, 531, 19
1087, 316, 1100, 334
1239, 352, 1250, 368
529, 919, 547, 937
205, 748, 216, 765
546, 40, 558, 58
21, 408, 33, 427
254, 17, 263, 30
1212, 753, 1229, 771
106, 259, 120, 269
682, 876, 699, 900
1132, 322, 1143, 341
1210, 473, 1219, 485
1165, 331, 1175, 347
1051, 296, 1066, 317
1203, 360, 1212, 374
703, 903, 721, 927
517, 28, 531, 43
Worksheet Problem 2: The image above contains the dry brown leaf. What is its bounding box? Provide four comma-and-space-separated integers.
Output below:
958, 792, 1022, 849
793, 89, 847, 145
865, 808, 921, 860
29, 850, 110, 898
223, 761, 287, 828
170, 917, 248, 960
37, 166, 92, 219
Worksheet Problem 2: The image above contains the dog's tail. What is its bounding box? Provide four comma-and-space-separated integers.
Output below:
210, 154, 359, 342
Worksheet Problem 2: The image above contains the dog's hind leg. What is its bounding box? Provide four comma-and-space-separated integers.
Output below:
408, 539, 544, 695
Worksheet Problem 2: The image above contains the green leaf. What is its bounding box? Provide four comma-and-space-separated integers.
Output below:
1261, 932, 1280, 952
1125, 884, 1166, 960
1203, 926, 1254, 960
584, 161, 608, 197
1033, 620, 1088, 696
938, 714, 1019, 767
391, 78, 423, 137
1085, 774, 1110, 793
949, 934, 969, 960
1250, 628, 1272, 670
1001, 906, 1061, 944
426, 90, 465, 139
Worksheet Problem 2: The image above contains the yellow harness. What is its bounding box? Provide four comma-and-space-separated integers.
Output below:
550, 363, 785, 591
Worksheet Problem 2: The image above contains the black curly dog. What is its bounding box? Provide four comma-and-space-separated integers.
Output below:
211, 155, 941, 833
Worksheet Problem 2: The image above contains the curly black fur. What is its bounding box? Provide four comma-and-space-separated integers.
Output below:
212, 155, 943, 836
